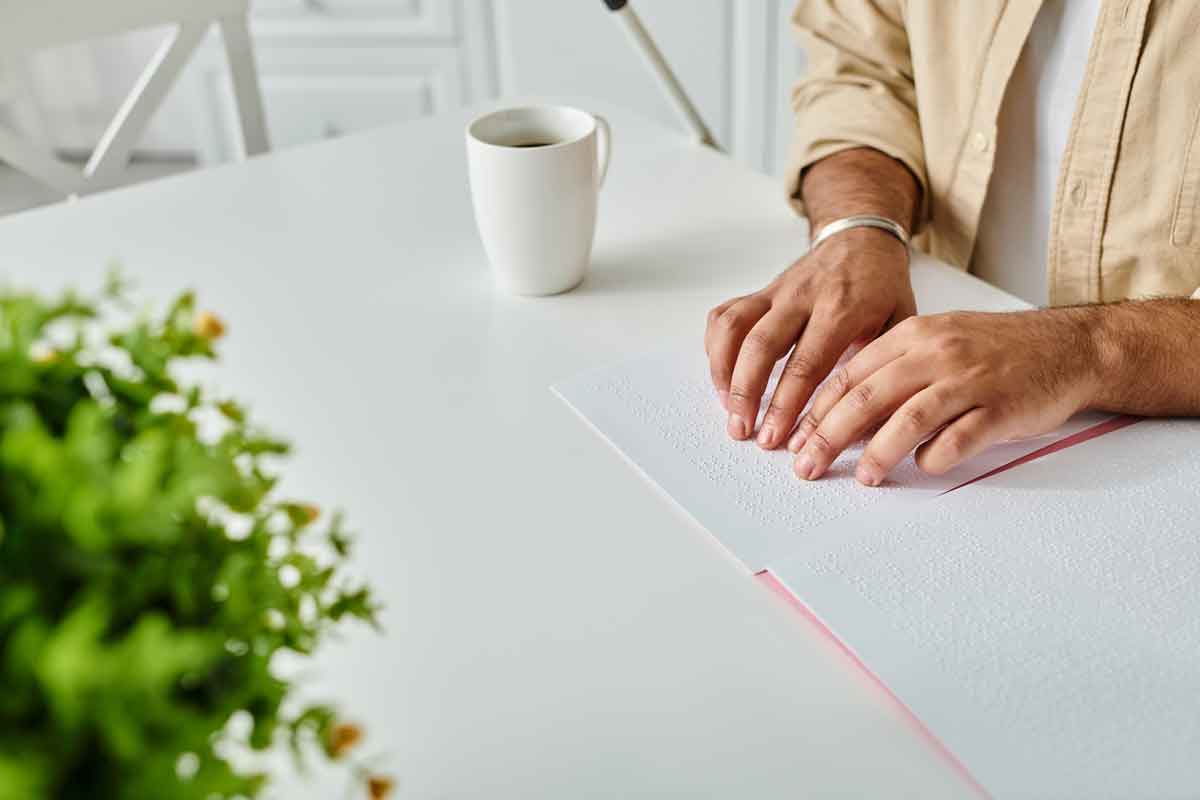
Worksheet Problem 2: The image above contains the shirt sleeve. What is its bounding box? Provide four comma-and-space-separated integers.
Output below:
785, 0, 930, 231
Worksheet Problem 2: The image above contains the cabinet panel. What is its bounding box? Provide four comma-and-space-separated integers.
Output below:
191, 44, 462, 161
260, 73, 431, 148
248, 0, 454, 38
254, 0, 420, 16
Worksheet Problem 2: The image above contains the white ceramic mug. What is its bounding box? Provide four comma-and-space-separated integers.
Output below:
466, 105, 611, 296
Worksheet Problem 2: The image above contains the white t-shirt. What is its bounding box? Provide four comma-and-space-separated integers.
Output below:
972, 0, 1101, 307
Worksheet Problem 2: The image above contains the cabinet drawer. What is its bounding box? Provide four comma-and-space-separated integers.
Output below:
249, 0, 453, 37
192, 46, 463, 161
261, 74, 430, 148
254, 0, 419, 16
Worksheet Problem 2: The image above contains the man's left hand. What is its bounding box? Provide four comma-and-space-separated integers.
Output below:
788, 309, 1101, 485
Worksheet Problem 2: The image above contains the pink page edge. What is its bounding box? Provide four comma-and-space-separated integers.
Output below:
756, 568, 993, 799
944, 414, 1141, 493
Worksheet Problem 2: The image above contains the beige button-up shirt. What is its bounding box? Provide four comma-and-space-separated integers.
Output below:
785, 0, 1200, 305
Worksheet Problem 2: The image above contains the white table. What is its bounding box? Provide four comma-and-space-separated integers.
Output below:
0, 100, 1027, 798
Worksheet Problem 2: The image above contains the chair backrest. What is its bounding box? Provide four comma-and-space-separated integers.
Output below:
0, 0, 269, 197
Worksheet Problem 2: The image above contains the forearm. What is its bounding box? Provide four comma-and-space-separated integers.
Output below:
1071, 298, 1200, 416
799, 147, 922, 233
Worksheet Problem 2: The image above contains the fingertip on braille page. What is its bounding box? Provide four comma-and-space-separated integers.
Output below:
794, 453, 815, 480
756, 425, 775, 448
855, 462, 882, 487
727, 413, 749, 439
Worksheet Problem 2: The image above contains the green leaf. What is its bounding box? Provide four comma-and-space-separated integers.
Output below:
0, 281, 381, 798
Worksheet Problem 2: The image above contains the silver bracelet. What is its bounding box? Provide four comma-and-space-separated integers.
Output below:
810, 215, 911, 250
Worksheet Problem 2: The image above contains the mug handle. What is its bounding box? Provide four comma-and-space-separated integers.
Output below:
593, 113, 612, 188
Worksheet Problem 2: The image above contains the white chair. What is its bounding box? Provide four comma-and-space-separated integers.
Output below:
0, 0, 268, 197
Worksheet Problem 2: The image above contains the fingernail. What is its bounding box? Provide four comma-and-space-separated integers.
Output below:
717, 389, 729, 410
787, 429, 807, 453
856, 463, 881, 487
794, 453, 815, 480
728, 414, 748, 439
757, 425, 775, 448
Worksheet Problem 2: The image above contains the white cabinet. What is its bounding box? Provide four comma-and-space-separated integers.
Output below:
259, 69, 442, 148
252, 0, 422, 18
190, 0, 490, 162
190, 0, 806, 175
250, 0, 451, 35
191, 43, 464, 161
0, 0, 806, 176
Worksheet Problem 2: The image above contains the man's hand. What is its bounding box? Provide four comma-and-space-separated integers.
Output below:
705, 229, 915, 449
789, 309, 1101, 485
706, 146, 923, 450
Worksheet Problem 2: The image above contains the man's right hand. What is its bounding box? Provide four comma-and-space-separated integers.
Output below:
705, 226, 915, 451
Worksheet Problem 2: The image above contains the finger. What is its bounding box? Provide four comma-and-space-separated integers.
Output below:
793, 359, 930, 481
914, 406, 1005, 476
786, 321, 913, 453
704, 297, 741, 409
854, 383, 977, 485
726, 307, 806, 440
756, 310, 857, 450
704, 297, 740, 356
705, 296, 769, 412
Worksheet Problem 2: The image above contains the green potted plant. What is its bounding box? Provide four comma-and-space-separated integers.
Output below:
0, 277, 385, 799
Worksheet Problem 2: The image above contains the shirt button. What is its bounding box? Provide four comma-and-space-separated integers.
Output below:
972, 131, 990, 153
1070, 179, 1088, 206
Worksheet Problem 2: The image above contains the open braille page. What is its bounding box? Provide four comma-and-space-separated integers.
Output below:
552, 345, 1109, 571
769, 418, 1200, 799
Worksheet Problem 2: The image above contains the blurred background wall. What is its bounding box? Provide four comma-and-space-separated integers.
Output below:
0, 1, 807, 211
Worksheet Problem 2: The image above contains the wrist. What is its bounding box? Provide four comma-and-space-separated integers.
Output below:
818, 225, 910, 269
1054, 306, 1117, 410
801, 148, 921, 232
1080, 305, 1129, 410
